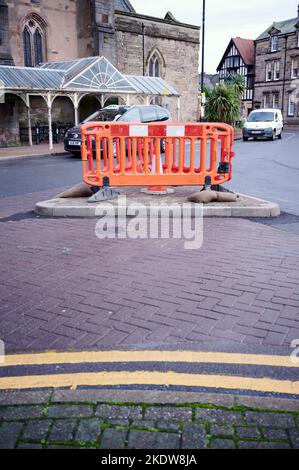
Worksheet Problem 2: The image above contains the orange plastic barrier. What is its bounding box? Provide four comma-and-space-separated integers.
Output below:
81, 122, 235, 189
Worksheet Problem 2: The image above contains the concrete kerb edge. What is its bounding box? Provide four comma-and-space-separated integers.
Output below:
236, 193, 281, 217
35, 195, 281, 219
0, 151, 70, 163
0, 389, 298, 411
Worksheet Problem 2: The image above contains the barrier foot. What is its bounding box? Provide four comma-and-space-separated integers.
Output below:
88, 187, 120, 203
141, 186, 175, 195
202, 176, 212, 192
211, 185, 235, 193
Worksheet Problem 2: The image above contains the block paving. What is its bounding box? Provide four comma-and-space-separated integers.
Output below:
0, 392, 298, 449
0, 189, 299, 353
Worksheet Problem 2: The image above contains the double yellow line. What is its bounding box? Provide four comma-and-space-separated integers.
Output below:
0, 350, 298, 395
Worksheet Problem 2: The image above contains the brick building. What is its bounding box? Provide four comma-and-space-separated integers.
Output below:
0, 0, 200, 146
253, 6, 299, 126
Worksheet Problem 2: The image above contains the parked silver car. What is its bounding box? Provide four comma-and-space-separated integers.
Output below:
64, 105, 171, 156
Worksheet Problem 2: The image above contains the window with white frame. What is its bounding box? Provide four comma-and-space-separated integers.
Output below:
272, 92, 279, 109
274, 60, 280, 80
266, 62, 272, 81
271, 35, 278, 52
263, 94, 271, 108
22, 16, 46, 67
291, 58, 299, 79
288, 95, 296, 116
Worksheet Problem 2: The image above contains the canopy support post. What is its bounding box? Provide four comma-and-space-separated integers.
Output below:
26, 94, 33, 147
73, 92, 79, 126
47, 93, 53, 151
177, 97, 181, 121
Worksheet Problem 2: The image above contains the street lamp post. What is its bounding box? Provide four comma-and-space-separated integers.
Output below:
200, 0, 206, 121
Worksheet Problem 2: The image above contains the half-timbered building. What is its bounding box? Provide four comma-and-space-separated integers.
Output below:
217, 37, 254, 118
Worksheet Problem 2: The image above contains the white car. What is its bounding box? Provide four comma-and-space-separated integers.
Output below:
243, 109, 283, 141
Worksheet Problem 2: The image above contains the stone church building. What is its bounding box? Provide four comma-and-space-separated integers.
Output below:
0, 0, 200, 146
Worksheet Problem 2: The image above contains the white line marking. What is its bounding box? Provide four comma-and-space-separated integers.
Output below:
283, 133, 296, 142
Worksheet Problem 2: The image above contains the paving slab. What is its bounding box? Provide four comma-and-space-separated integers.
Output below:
0, 390, 297, 449
0, 200, 298, 353
35, 187, 280, 218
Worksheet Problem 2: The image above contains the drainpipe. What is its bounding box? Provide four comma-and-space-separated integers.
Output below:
142, 23, 145, 76
282, 35, 288, 116
252, 41, 256, 108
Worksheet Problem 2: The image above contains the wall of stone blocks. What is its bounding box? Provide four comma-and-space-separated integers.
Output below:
95, 0, 117, 64
77, 0, 96, 58
254, 34, 299, 126
0, 1, 201, 144
115, 13, 200, 122
17, 96, 74, 128
0, 1, 13, 65
6, 0, 86, 65
0, 96, 20, 146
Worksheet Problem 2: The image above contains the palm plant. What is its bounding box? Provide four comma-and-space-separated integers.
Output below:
230, 75, 246, 99
204, 75, 245, 125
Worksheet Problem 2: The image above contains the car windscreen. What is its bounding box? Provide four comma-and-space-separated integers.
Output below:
82, 109, 127, 123
247, 112, 274, 122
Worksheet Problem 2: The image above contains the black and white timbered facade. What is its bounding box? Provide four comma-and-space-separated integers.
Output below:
217, 37, 254, 117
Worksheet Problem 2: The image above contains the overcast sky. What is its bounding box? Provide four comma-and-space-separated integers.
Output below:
132, 0, 298, 73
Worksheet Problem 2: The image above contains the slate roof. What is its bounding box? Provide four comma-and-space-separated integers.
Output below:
257, 16, 299, 40
233, 37, 254, 66
217, 37, 254, 71
114, 0, 135, 12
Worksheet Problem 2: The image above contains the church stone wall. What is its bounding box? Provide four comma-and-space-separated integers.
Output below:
6, 0, 85, 65
115, 12, 200, 122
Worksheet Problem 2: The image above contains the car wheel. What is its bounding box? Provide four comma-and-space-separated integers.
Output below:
278, 132, 282, 140
243, 137, 248, 142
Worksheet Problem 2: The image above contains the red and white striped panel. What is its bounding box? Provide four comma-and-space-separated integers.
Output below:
129, 125, 187, 138
110, 124, 205, 138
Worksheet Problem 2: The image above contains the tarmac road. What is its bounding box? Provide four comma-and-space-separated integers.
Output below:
0, 130, 298, 216
228, 130, 299, 216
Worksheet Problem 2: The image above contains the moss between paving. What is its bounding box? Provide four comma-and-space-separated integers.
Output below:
0, 395, 298, 449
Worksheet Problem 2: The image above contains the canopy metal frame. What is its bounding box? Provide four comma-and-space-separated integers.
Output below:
0, 56, 180, 149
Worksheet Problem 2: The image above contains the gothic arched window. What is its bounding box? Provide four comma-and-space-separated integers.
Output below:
34, 29, 43, 65
148, 53, 161, 78
23, 27, 32, 67
22, 16, 46, 67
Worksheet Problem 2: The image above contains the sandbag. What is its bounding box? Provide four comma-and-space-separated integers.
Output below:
216, 192, 238, 203
188, 189, 238, 204
56, 183, 94, 199
188, 190, 218, 204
